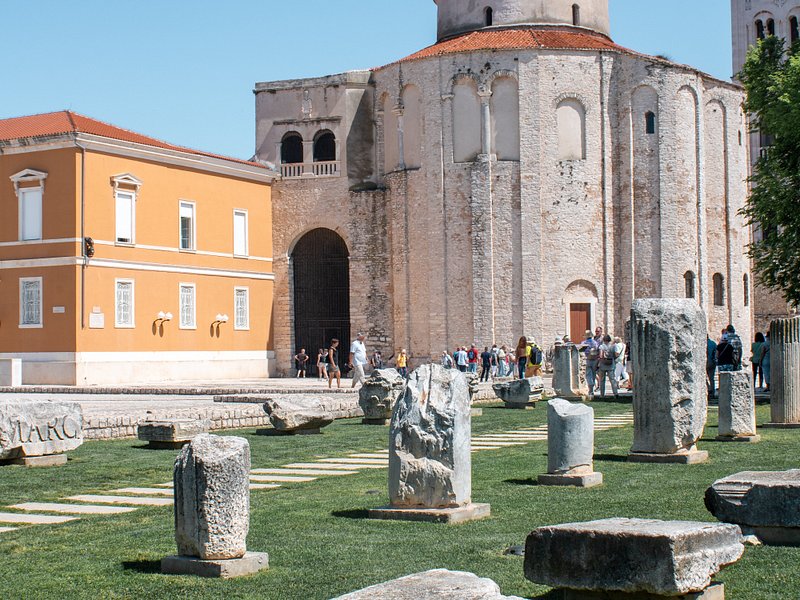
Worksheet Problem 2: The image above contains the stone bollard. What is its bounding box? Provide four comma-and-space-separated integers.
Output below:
368, 364, 490, 524
162, 434, 268, 578
538, 399, 602, 488
628, 299, 709, 464
716, 372, 760, 442
764, 316, 800, 428
552, 344, 588, 400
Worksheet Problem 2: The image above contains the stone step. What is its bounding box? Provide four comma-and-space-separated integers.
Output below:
471, 440, 527, 446
252, 468, 358, 477
317, 458, 388, 465
9, 502, 137, 515
249, 474, 317, 483
480, 434, 545, 440
348, 453, 390, 459
113, 487, 174, 497
66, 495, 173, 506
0, 512, 78, 524
0, 527, 17, 533
249, 483, 282, 490
285, 462, 386, 470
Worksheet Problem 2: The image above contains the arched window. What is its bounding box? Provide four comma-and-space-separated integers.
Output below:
743, 274, 750, 307
572, 4, 581, 26
684, 271, 696, 299
756, 19, 765, 40
402, 85, 422, 169
557, 99, 586, 161
491, 76, 520, 161
713, 273, 725, 307
645, 111, 656, 135
485, 6, 493, 26
791, 16, 799, 43
767, 18, 776, 36
313, 130, 336, 162
280, 132, 303, 164
452, 78, 481, 163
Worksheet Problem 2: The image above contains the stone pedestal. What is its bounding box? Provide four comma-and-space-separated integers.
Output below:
716, 372, 759, 442
0, 400, 83, 466
525, 519, 743, 598
0, 359, 22, 387
765, 317, 800, 427
164, 434, 268, 578
538, 399, 602, 488
138, 420, 210, 449
552, 344, 588, 400
5, 454, 68, 467
627, 299, 709, 464
369, 365, 489, 524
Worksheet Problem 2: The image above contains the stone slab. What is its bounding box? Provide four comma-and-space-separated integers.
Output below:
561, 583, 725, 600
284, 462, 386, 470
349, 453, 390, 459
249, 483, 281, 490
0, 527, 17, 533
137, 419, 210, 444
0, 400, 83, 460
256, 427, 321, 436
538, 472, 603, 488
318, 458, 388, 465
0, 511, 77, 524
714, 435, 761, 443
249, 474, 316, 483
161, 551, 268, 579
263, 397, 334, 432
705, 470, 800, 532
471, 440, 526, 446
10, 502, 137, 515
331, 569, 524, 600
628, 450, 709, 464
471, 407, 483, 417
368, 502, 491, 524
66, 494, 173, 506
251, 468, 357, 476
761, 423, 800, 429
113, 487, 174, 496
1, 454, 68, 467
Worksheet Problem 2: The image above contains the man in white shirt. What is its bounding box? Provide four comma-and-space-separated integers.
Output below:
349, 333, 368, 389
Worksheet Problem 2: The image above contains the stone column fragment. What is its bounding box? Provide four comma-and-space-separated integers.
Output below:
716, 372, 759, 442
539, 399, 602, 488
628, 299, 709, 464
552, 344, 588, 399
766, 316, 800, 427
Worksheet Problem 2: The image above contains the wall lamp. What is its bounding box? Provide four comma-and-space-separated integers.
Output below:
213, 314, 229, 326
155, 311, 173, 324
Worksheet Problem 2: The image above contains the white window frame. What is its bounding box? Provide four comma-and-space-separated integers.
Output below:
114, 279, 135, 328
233, 209, 249, 257
179, 200, 196, 251
179, 283, 197, 330
18, 186, 43, 242
234, 287, 250, 331
19, 277, 43, 329
115, 189, 136, 245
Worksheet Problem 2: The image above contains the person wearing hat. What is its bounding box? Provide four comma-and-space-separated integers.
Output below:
578, 329, 600, 399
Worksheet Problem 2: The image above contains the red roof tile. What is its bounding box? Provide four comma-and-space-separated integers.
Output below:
0, 111, 264, 168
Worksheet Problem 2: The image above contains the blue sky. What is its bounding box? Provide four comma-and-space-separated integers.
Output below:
1, 0, 732, 159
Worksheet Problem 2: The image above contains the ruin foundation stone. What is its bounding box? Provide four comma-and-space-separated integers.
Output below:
764, 316, 800, 428
492, 378, 541, 408
138, 419, 211, 449
717, 372, 759, 442
538, 399, 602, 488
628, 299, 709, 464
358, 368, 405, 425
369, 364, 490, 524
705, 470, 800, 546
332, 569, 524, 600
552, 344, 588, 399
0, 400, 83, 466
525, 518, 744, 598
260, 397, 334, 434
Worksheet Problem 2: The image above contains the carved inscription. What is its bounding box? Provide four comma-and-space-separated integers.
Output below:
0, 401, 84, 459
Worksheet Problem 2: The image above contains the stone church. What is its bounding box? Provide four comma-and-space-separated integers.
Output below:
256, 0, 752, 373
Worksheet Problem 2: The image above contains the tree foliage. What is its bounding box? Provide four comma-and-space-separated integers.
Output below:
740, 36, 800, 305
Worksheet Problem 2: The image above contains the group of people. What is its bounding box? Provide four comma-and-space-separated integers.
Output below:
439, 338, 545, 382
706, 324, 769, 398
577, 327, 630, 401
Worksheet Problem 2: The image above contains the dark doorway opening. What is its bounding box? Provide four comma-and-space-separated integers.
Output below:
292, 228, 350, 372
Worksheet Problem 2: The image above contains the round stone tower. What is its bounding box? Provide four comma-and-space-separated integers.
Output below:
434, 0, 611, 41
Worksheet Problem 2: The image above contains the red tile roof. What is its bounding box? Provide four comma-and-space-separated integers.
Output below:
382, 26, 626, 67
0, 111, 264, 168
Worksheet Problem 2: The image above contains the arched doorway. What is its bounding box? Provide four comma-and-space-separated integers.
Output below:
291, 228, 350, 371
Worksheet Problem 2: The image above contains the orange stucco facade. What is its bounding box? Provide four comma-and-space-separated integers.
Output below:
0, 123, 275, 385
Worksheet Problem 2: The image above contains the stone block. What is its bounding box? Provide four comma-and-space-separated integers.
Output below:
627, 449, 709, 464
138, 419, 211, 449
524, 518, 743, 596
768, 317, 800, 425
0, 359, 22, 387
4, 454, 68, 467
537, 472, 603, 488
629, 299, 708, 459
161, 551, 268, 579
717, 372, 757, 439
552, 344, 588, 399
368, 502, 491, 524
263, 397, 334, 433
386, 364, 473, 510
545, 399, 596, 476
358, 368, 405, 424
0, 400, 83, 460
174, 434, 250, 560
331, 569, 524, 599
493, 378, 541, 407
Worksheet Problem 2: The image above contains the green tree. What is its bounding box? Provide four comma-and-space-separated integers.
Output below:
740, 36, 800, 305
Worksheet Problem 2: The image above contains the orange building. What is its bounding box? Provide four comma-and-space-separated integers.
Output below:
0, 111, 276, 385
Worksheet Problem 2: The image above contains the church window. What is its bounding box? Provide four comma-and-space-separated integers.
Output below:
684, 271, 696, 299
485, 7, 493, 27
743, 274, 750, 307
402, 85, 422, 169
452, 79, 481, 162
713, 273, 725, 307
491, 76, 520, 161
645, 111, 656, 135
572, 4, 581, 27
313, 130, 336, 162
556, 99, 586, 161
767, 18, 775, 36
791, 16, 799, 43
383, 95, 399, 173
281, 132, 303, 164
755, 19, 765, 40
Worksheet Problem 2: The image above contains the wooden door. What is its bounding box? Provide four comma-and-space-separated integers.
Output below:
570, 303, 591, 342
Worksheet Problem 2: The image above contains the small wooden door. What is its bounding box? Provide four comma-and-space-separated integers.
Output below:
570, 303, 591, 342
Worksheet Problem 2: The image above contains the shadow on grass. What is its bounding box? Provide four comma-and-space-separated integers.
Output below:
533, 591, 562, 599
331, 508, 370, 520
504, 478, 539, 486
122, 559, 162, 574
593, 453, 628, 463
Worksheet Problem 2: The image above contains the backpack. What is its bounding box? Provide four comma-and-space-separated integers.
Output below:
600, 346, 616, 368
530, 346, 543, 366
586, 342, 600, 361
467, 349, 477, 361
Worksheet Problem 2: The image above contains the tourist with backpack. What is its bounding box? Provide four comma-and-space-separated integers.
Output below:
579, 330, 600, 398
515, 336, 529, 380
467, 344, 479, 374
597, 335, 620, 400
529, 340, 544, 377
717, 324, 743, 372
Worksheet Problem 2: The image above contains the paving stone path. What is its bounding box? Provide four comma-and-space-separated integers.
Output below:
0, 411, 633, 535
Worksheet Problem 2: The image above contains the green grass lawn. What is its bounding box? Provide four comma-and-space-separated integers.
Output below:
0, 402, 798, 599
